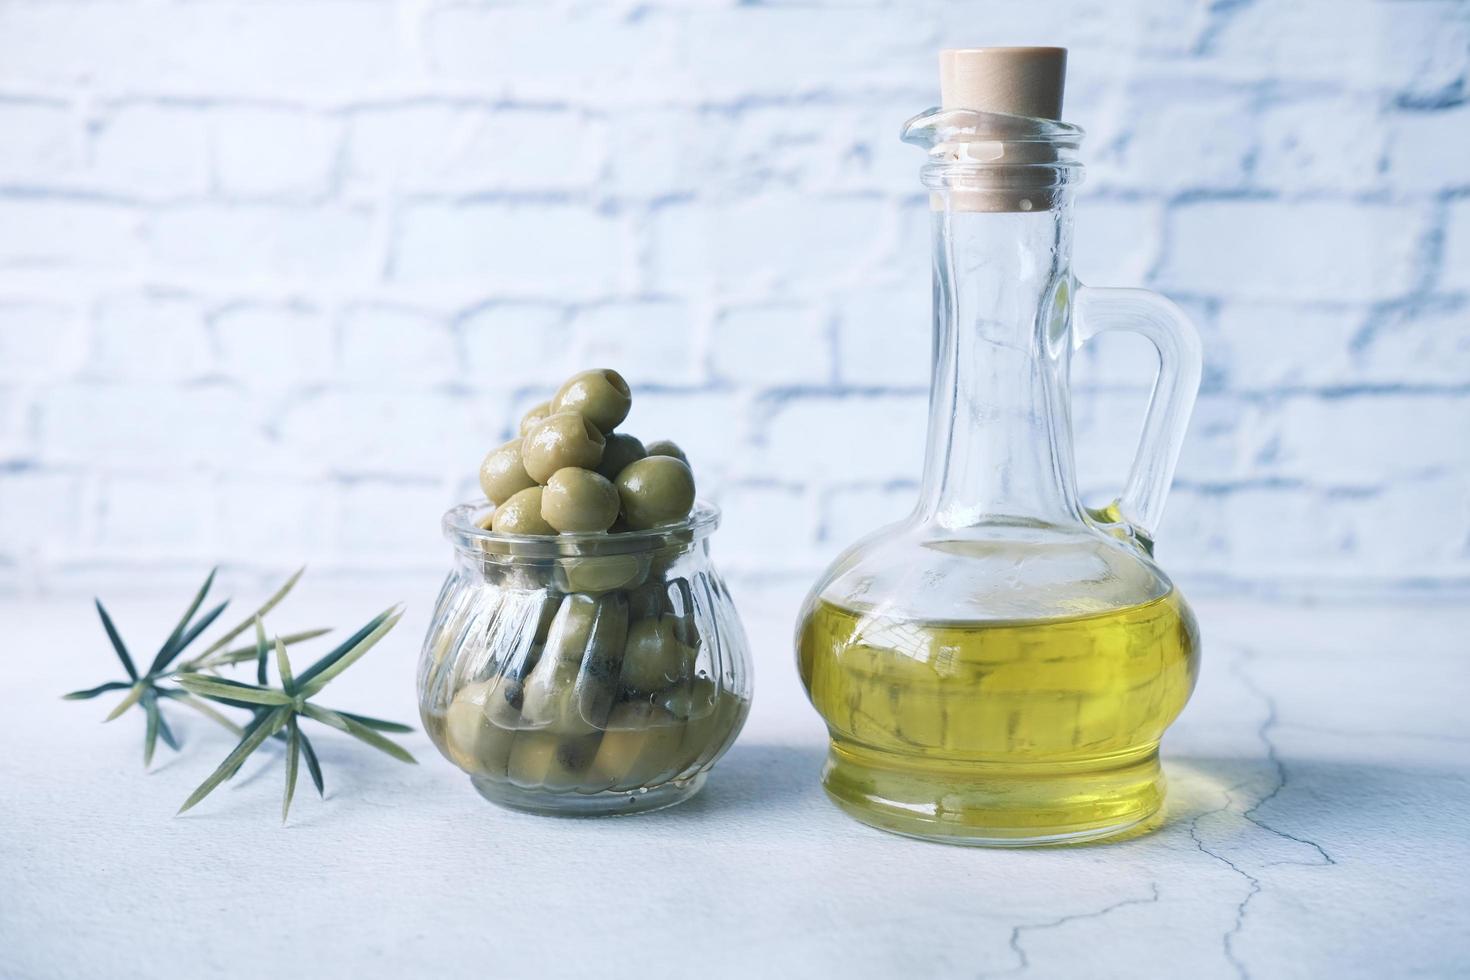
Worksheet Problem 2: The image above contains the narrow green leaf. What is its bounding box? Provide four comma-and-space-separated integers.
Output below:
275, 637, 294, 693
95, 599, 137, 680
193, 566, 307, 660
177, 708, 287, 815
283, 718, 301, 824
297, 608, 403, 698
104, 682, 145, 722
156, 705, 181, 751
335, 710, 414, 734
152, 567, 216, 674
163, 691, 243, 735
254, 616, 269, 686
294, 608, 395, 690
199, 629, 331, 669
175, 674, 292, 706
302, 703, 416, 765
62, 680, 131, 701
143, 691, 160, 767
151, 600, 229, 674
298, 728, 325, 797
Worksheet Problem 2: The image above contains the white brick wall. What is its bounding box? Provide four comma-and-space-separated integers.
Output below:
0, 0, 1467, 600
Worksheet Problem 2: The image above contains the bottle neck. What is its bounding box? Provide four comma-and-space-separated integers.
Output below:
915, 201, 1083, 530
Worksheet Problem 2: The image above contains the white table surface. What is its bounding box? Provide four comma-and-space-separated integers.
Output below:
3, 587, 1468, 979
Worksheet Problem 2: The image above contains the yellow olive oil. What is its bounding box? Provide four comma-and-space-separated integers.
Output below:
797, 590, 1200, 844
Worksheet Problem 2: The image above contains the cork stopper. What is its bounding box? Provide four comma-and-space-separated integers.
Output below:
932, 47, 1069, 213
939, 47, 1067, 119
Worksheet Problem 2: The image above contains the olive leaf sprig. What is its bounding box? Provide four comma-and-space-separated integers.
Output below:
63, 567, 330, 765
175, 606, 413, 822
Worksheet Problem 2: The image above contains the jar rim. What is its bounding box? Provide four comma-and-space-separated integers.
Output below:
442, 499, 721, 558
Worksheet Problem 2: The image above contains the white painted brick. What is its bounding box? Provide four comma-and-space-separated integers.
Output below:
1265, 394, 1470, 484
1072, 198, 1165, 287
1440, 199, 1470, 293
213, 303, 334, 387
821, 485, 916, 551
0, 200, 140, 272
711, 305, 828, 386
218, 477, 333, 559
1217, 485, 1356, 578
1168, 393, 1264, 486
760, 394, 926, 483
90, 104, 210, 198
1211, 303, 1356, 390
1386, 105, 1470, 194
1158, 201, 1423, 303
211, 108, 341, 200
339, 305, 455, 387
1350, 303, 1470, 385
934, 0, 1203, 58
715, 483, 817, 569
344, 106, 603, 195
461, 304, 575, 393
834, 282, 930, 388
37, 384, 261, 468
393, 203, 628, 296
1342, 477, 1470, 574
0, 470, 82, 553
96, 475, 217, 555
91, 291, 212, 381
1254, 96, 1387, 194
681, 7, 934, 100
0, 300, 83, 381
649, 194, 891, 293
0, 3, 408, 96
424, 6, 680, 103
146, 205, 374, 283
278, 390, 489, 479
0, 102, 82, 183
569, 301, 701, 386
1088, 92, 1255, 195
336, 480, 448, 560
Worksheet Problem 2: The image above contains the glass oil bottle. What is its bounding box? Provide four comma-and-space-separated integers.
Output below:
797, 48, 1204, 845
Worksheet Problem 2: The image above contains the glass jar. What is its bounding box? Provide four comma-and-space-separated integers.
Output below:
796, 62, 1204, 845
420, 501, 751, 815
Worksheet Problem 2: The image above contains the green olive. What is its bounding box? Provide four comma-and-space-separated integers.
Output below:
596, 433, 647, 481
490, 487, 556, 536
541, 467, 620, 533
552, 368, 632, 434
479, 438, 537, 505
615, 456, 696, 530
522, 411, 606, 484
643, 439, 688, 465
521, 592, 628, 734
619, 616, 693, 692
590, 703, 684, 791
519, 400, 552, 436
626, 580, 667, 621
554, 554, 650, 594
445, 679, 518, 776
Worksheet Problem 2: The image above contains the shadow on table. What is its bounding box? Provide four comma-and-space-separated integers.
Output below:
651, 742, 830, 822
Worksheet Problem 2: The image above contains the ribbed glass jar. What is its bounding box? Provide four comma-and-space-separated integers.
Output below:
420, 501, 751, 815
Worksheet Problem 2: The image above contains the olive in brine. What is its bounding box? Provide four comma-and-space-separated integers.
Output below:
521, 593, 629, 734
591, 703, 685, 792
552, 369, 632, 434
522, 412, 606, 484
479, 439, 537, 505
615, 456, 696, 530
541, 467, 621, 533
445, 679, 518, 776
619, 616, 694, 692
490, 487, 556, 536
643, 439, 688, 465
519, 400, 552, 436
596, 433, 647, 481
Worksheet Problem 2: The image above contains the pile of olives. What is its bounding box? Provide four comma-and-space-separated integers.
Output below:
425, 368, 746, 800
479, 368, 696, 537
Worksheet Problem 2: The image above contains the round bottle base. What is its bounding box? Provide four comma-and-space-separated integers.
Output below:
821, 741, 1166, 847
469, 771, 707, 817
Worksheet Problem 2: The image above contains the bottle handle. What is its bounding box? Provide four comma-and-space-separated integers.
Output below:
1073, 284, 1203, 545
